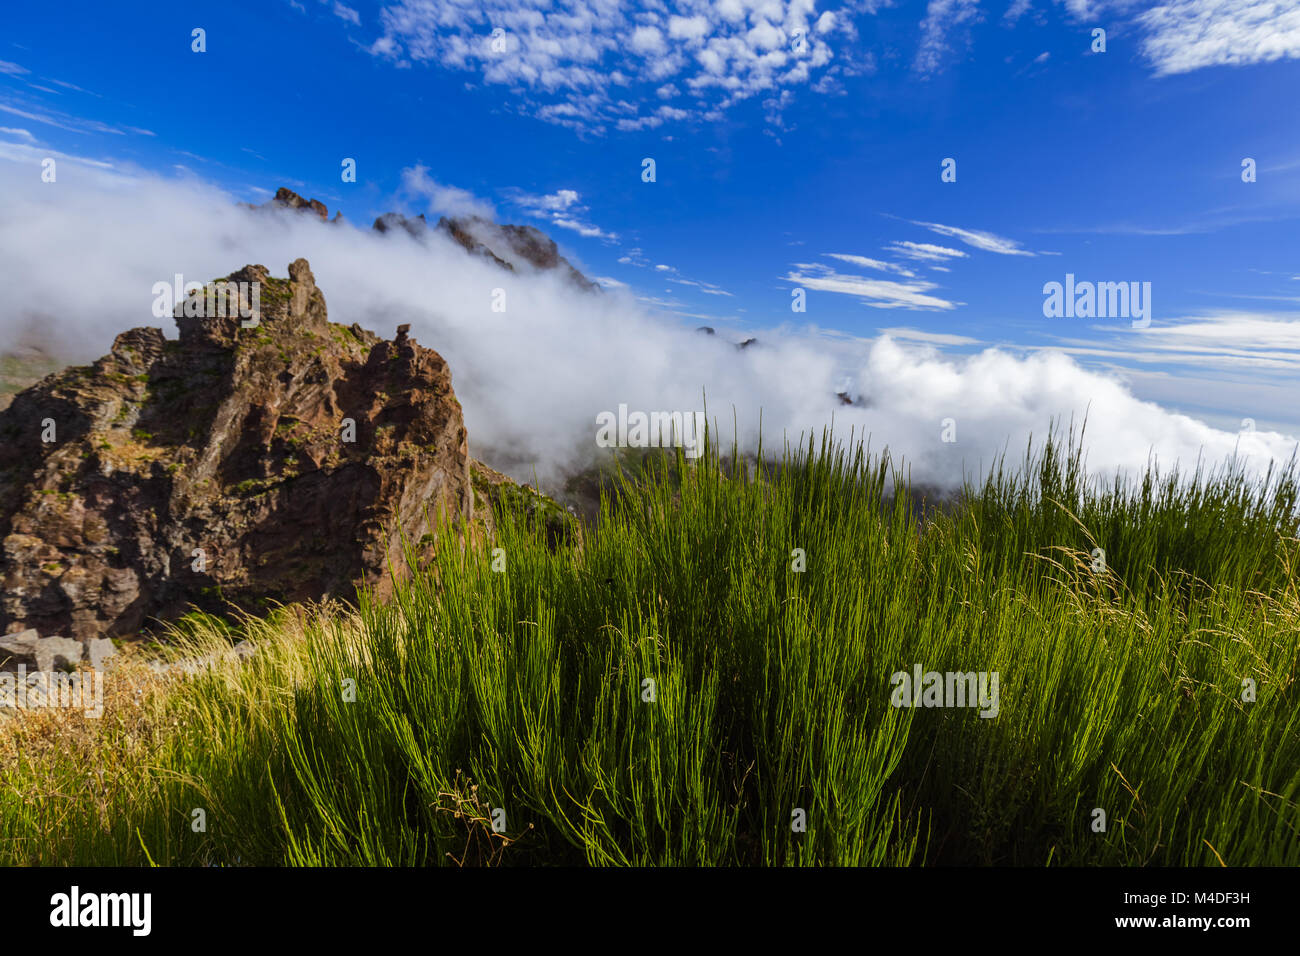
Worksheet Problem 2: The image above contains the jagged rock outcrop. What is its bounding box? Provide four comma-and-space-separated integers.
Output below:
255, 185, 597, 290
373, 211, 430, 239
434, 217, 599, 292
369, 209, 598, 291
271, 187, 328, 220
0, 259, 475, 644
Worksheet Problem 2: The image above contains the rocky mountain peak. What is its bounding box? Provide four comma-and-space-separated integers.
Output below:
432, 215, 598, 291
272, 187, 329, 220
258, 186, 598, 291
0, 259, 477, 644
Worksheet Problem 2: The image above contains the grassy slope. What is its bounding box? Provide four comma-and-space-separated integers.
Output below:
1, 430, 1298, 866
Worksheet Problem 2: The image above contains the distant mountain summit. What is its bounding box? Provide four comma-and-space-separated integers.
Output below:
261, 188, 598, 291
431, 216, 600, 292
271, 186, 329, 220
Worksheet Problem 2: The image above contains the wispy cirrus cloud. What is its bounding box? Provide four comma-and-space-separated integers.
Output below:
879, 326, 981, 346
644, 260, 733, 296
915, 0, 982, 74
1063, 311, 1300, 372
823, 252, 917, 277
786, 260, 960, 310
0, 127, 116, 170
332, 2, 361, 26
46, 78, 101, 96
908, 218, 1040, 256
886, 239, 969, 263
0, 96, 155, 136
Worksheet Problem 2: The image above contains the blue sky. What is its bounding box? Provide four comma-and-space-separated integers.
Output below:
3, 0, 1299, 436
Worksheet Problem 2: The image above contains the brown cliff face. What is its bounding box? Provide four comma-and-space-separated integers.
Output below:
0, 258, 474, 643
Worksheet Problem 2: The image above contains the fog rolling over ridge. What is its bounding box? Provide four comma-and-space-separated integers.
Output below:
1, 159, 1295, 493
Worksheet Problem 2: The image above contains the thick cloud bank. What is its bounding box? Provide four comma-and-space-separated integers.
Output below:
1, 161, 1295, 493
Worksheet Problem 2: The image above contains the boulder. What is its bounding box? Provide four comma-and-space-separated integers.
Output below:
0, 629, 84, 672
86, 637, 116, 670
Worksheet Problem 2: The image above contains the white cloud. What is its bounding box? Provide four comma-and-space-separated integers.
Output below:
400, 164, 496, 219
0, 97, 155, 136
1137, 0, 1300, 75
915, 0, 982, 74
510, 188, 617, 241
747, 20, 787, 52
667, 275, 734, 295
552, 216, 611, 238
630, 26, 668, 56
1004, 0, 1032, 23
669, 15, 711, 41
621, 257, 732, 296
0, 134, 115, 169
879, 327, 982, 346
363, 0, 859, 133
522, 188, 580, 212
887, 240, 970, 262
1056, 310, 1300, 372
787, 262, 960, 310
333, 2, 361, 26
824, 252, 917, 277
909, 219, 1038, 256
